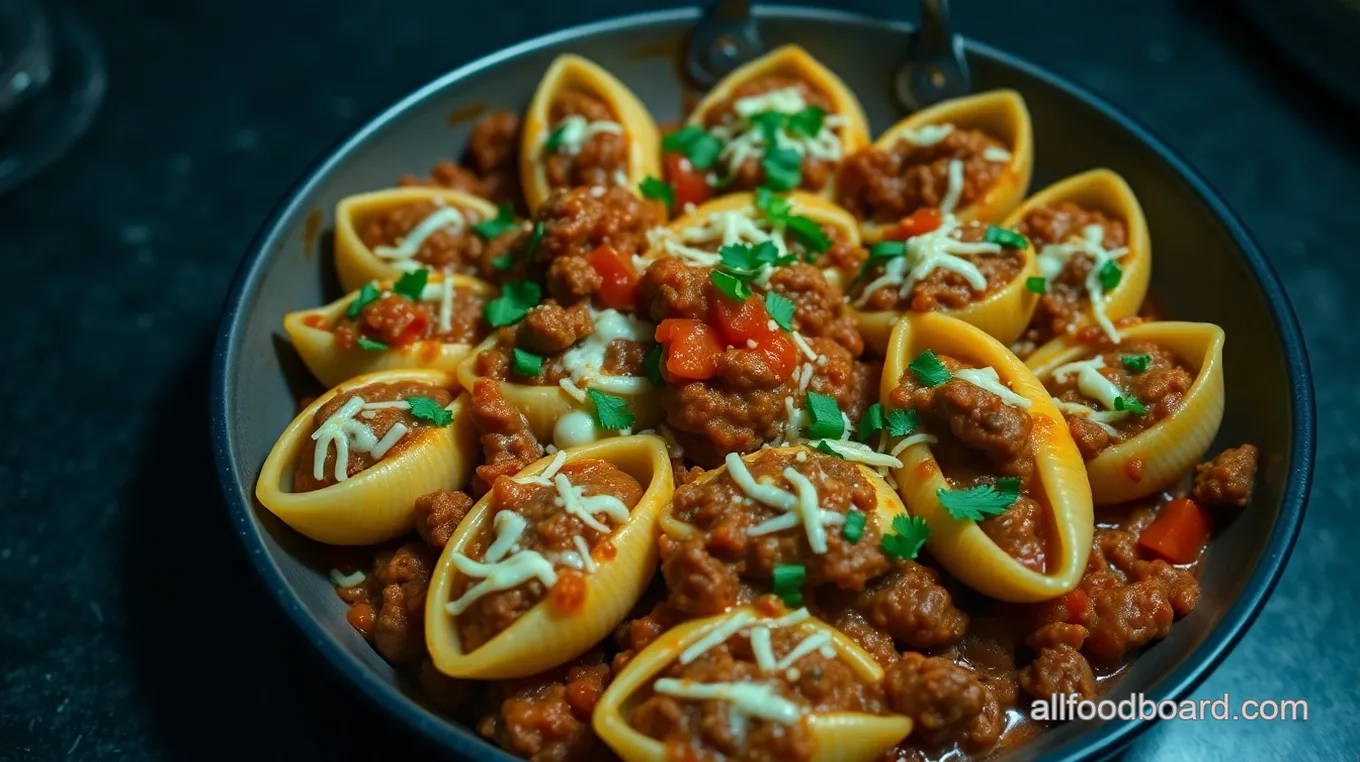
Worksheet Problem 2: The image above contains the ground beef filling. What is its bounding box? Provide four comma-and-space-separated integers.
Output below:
889, 355, 1050, 571
400, 109, 523, 207
1192, 444, 1259, 507
331, 287, 488, 350
1015, 203, 1130, 345
359, 201, 497, 274
629, 624, 887, 762
853, 220, 1024, 312
1044, 339, 1195, 459
473, 302, 649, 386
837, 127, 1009, 223
478, 652, 614, 762
468, 378, 544, 488
544, 90, 629, 191
294, 381, 453, 492
702, 75, 838, 192
450, 459, 643, 652
662, 449, 888, 614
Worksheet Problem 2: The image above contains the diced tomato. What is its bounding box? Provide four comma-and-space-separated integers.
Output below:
1061, 588, 1091, 622
586, 245, 639, 310
1138, 497, 1214, 564
886, 208, 943, 240
655, 319, 723, 381
664, 152, 712, 211
711, 295, 797, 379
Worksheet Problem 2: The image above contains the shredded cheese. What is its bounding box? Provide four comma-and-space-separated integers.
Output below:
852, 213, 1005, 308
890, 432, 939, 457
680, 610, 757, 664
1035, 224, 1129, 343
952, 367, 1032, 409
1051, 356, 1125, 411
749, 626, 777, 672
554, 473, 630, 533
514, 450, 568, 487
707, 87, 846, 179
572, 535, 597, 573
774, 631, 835, 670
329, 569, 366, 587
982, 146, 1013, 163
810, 439, 904, 468
938, 159, 966, 214
653, 679, 804, 724
445, 510, 557, 616
897, 123, 954, 146
1054, 400, 1123, 435
310, 397, 415, 483
559, 308, 654, 395
790, 330, 819, 361
373, 207, 466, 264
544, 114, 623, 157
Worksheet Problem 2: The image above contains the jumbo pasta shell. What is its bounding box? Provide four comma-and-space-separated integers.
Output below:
255, 369, 477, 545
859, 90, 1033, 243
425, 436, 674, 679
851, 235, 1040, 355
593, 607, 913, 762
456, 334, 662, 447
686, 45, 871, 202
521, 54, 662, 212
334, 187, 500, 293
1001, 169, 1151, 336
282, 274, 496, 388
1026, 321, 1226, 504
642, 190, 863, 291
659, 444, 907, 541
881, 313, 1092, 602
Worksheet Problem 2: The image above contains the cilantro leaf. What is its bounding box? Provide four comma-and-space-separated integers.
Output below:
347, 282, 381, 318
786, 107, 825, 138
755, 187, 792, 220
663, 126, 723, 171
1121, 354, 1151, 373
643, 344, 665, 387
473, 204, 517, 240
407, 396, 453, 426
880, 514, 930, 560
525, 221, 546, 260
909, 349, 951, 387
587, 388, 634, 430
761, 145, 802, 191
484, 280, 542, 328
710, 270, 752, 302
815, 440, 844, 458
785, 215, 830, 254
512, 348, 543, 377
1098, 260, 1122, 291
983, 225, 1028, 249
764, 291, 795, 332
392, 269, 429, 302
491, 254, 515, 271
639, 176, 675, 211
356, 336, 389, 352
857, 240, 907, 280
1026, 276, 1047, 294
1114, 395, 1147, 415
806, 391, 844, 440
886, 408, 918, 438
937, 477, 1021, 521
857, 403, 884, 441
750, 111, 786, 143
544, 124, 568, 153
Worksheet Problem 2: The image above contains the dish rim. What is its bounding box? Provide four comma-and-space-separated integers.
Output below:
208, 6, 1315, 761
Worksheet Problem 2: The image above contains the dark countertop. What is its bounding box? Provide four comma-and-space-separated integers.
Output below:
1, 0, 1354, 759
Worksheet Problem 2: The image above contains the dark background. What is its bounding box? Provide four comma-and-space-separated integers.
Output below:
2, 0, 1356, 759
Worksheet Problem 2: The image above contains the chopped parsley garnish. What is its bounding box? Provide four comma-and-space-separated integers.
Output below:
491, 254, 515, 271
750, 111, 786, 143
785, 216, 830, 255
473, 204, 517, 240
407, 396, 454, 426
764, 291, 795, 331
1114, 395, 1147, 415
1122, 354, 1151, 373
347, 282, 382, 318
880, 514, 930, 560
857, 402, 885, 441
525, 221, 546, 260
842, 510, 867, 543
937, 477, 1022, 521
1098, 260, 1123, 291
806, 391, 844, 440
815, 440, 844, 458
858, 240, 907, 280
662, 126, 723, 171
544, 124, 569, 153
643, 344, 665, 387
761, 145, 802, 191
771, 563, 806, 607
484, 280, 542, 328
587, 389, 634, 430
909, 349, 951, 387
356, 336, 389, 352
755, 187, 791, 218
512, 348, 543, 377
786, 107, 825, 138
983, 225, 1028, 249
719, 240, 792, 272
392, 269, 429, 302
710, 270, 752, 301
1026, 276, 1047, 294
639, 176, 675, 210
886, 408, 918, 437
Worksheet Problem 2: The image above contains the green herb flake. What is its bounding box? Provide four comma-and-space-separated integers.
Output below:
880, 514, 930, 560
1098, 260, 1123, 291
639, 176, 675, 210
755, 186, 792, 220
806, 391, 845, 440
983, 225, 1028, 249
857, 403, 885, 442
525, 221, 546, 260
1121, 354, 1152, 373
1114, 395, 1148, 415
355, 336, 389, 352
512, 348, 543, 377
937, 476, 1022, 521
786, 107, 825, 138
484, 280, 543, 328
587, 388, 635, 430
771, 563, 806, 607
407, 396, 454, 427
1026, 276, 1047, 294
473, 204, 517, 240
815, 440, 844, 458
544, 124, 568, 153
347, 282, 382, 318
857, 240, 907, 280
785, 215, 830, 254
909, 349, 951, 387
761, 145, 803, 191
886, 408, 918, 438
764, 291, 796, 332
643, 344, 665, 387
662, 126, 723, 171
491, 254, 515, 271
710, 270, 752, 302
750, 111, 786, 143
841, 510, 868, 543
392, 269, 429, 302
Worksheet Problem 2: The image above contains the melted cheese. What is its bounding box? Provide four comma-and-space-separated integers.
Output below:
982, 146, 1012, 163
707, 87, 845, 181
1035, 224, 1130, 343
680, 610, 758, 664
368, 422, 409, 459
749, 626, 777, 672
554, 473, 630, 533
725, 452, 797, 511
784, 468, 832, 553
653, 679, 804, 724
310, 397, 415, 483
446, 510, 557, 616
373, 207, 466, 263
329, 569, 366, 587
514, 450, 568, 487
811, 439, 904, 468
790, 330, 819, 361
1051, 356, 1124, 410
938, 159, 966, 214
852, 214, 1005, 308
731, 454, 846, 552
889, 432, 939, 457
773, 631, 835, 671
545, 114, 623, 157
897, 123, 954, 146
952, 367, 1032, 409
1053, 400, 1123, 435
559, 308, 654, 394
572, 535, 597, 573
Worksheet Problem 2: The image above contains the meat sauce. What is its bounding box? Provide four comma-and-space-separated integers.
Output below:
851, 220, 1024, 312
837, 127, 1009, 224
544, 90, 630, 191
1015, 203, 1130, 346
702, 75, 838, 193
333, 286, 488, 349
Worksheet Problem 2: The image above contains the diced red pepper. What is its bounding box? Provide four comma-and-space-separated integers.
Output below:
655, 319, 723, 381
586, 245, 639, 310
664, 152, 712, 211
1138, 497, 1214, 564
886, 208, 943, 240
711, 295, 797, 380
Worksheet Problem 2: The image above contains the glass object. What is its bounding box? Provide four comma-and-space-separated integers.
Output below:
0, 1, 105, 194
